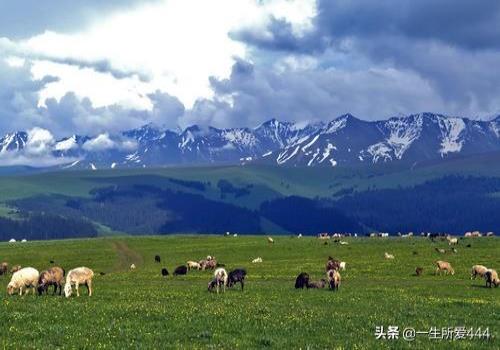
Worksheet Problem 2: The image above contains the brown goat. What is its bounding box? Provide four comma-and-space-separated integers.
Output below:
326, 257, 341, 271
38, 266, 65, 295
0, 262, 8, 275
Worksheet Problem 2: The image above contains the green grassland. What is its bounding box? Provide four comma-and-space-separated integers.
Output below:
2, 152, 500, 213
0, 235, 498, 349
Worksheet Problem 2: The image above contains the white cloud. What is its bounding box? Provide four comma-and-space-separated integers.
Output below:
7, 0, 316, 110
82, 133, 137, 152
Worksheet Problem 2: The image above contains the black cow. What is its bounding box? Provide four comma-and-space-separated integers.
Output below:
155, 255, 161, 263
161, 268, 169, 277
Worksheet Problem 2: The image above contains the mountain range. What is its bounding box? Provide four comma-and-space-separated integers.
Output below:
1, 112, 500, 169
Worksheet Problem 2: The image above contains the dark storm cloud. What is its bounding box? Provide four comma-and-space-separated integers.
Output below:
0, 0, 161, 39
233, 0, 500, 53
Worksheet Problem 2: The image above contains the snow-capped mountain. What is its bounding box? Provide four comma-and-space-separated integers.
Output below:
1, 113, 500, 169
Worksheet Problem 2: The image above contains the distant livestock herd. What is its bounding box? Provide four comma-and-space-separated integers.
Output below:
1, 235, 498, 298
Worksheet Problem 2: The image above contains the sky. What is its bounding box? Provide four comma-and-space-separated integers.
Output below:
1, 0, 500, 137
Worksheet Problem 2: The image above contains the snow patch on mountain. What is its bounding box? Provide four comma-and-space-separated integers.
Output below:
438, 117, 466, 155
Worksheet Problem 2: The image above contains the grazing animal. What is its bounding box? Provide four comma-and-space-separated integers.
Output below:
295, 272, 310, 289
307, 279, 327, 289
10, 265, 21, 274
447, 237, 458, 245
267, 237, 274, 244
471, 265, 488, 280
252, 257, 263, 263
38, 267, 65, 295
484, 269, 499, 288
64, 267, 94, 298
227, 269, 247, 291
0, 262, 8, 275
435, 248, 446, 254
384, 252, 395, 260
173, 265, 188, 276
326, 257, 341, 271
208, 268, 228, 294
327, 269, 341, 291
7, 267, 40, 296
186, 261, 201, 271
435, 261, 455, 275
161, 268, 169, 277
415, 267, 424, 276
155, 255, 161, 263
200, 259, 217, 270
339, 241, 349, 245
130, 264, 136, 270
339, 262, 346, 271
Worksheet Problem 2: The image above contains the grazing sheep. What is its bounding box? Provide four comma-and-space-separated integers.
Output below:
295, 272, 310, 289
327, 269, 341, 291
435, 248, 446, 254
64, 267, 94, 298
267, 237, 274, 244
155, 255, 161, 263
186, 261, 201, 271
10, 265, 21, 274
326, 257, 341, 271
227, 269, 247, 291
415, 267, 424, 276
38, 266, 65, 295
233, 233, 238, 237
486, 232, 494, 237
252, 257, 263, 263
484, 269, 499, 288
208, 268, 228, 294
173, 265, 188, 276
161, 268, 169, 277
447, 237, 458, 245
0, 262, 8, 275
435, 261, 455, 275
130, 264, 136, 270
7, 267, 40, 296
297, 234, 302, 238
307, 279, 327, 289
471, 265, 488, 280
339, 241, 349, 245
200, 259, 217, 270
339, 262, 346, 271
384, 252, 395, 260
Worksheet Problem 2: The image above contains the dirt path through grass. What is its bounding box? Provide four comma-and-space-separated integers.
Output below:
111, 241, 144, 272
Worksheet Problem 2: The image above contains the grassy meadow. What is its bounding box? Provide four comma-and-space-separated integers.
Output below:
0, 235, 498, 349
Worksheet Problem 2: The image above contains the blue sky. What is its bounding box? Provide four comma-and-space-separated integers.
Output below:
1, 0, 499, 136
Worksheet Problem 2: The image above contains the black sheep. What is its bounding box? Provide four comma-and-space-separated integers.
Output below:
173, 265, 188, 276
155, 255, 161, 263
295, 272, 309, 289
228, 268, 247, 291
161, 268, 169, 277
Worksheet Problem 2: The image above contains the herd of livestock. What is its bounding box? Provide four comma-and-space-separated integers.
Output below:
0, 235, 499, 297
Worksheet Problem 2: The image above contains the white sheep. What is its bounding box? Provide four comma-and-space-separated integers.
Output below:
208, 267, 228, 294
130, 264, 136, 270
7, 267, 40, 296
384, 252, 395, 259
339, 261, 346, 271
267, 236, 274, 244
340, 241, 349, 245
187, 261, 201, 270
471, 265, 488, 280
64, 267, 94, 298
252, 257, 263, 263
